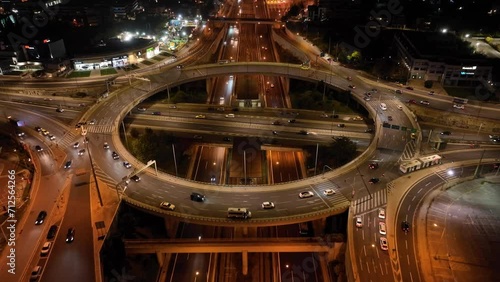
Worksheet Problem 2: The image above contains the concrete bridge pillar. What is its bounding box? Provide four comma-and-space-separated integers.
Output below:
164, 217, 179, 239
242, 250, 248, 275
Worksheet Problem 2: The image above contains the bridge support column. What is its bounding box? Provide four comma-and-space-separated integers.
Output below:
164, 217, 180, 239
242, 250, 248, 275
156, 252, 171, 282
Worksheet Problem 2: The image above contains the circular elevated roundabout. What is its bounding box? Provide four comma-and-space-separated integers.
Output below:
88, 62, 401, 226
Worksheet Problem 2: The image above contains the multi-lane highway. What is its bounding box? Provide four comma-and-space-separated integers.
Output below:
1, 1, 499, 281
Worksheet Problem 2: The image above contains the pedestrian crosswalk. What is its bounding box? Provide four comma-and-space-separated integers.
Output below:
313, 179, 341, 192
400, 140, 416, 161
86, 125, 114, 134
93, 164, 119, 188
351, 188, 387, 215
434, 169, 462, 182
55, 130, 79, 148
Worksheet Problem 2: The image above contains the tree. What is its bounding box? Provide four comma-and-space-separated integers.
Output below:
327, 137, 357, 167
347, 51, 362, 63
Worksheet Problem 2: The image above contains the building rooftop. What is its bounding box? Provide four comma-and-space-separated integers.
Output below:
399, 31, 489, 64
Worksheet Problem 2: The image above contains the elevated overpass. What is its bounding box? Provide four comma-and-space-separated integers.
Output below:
125, 237, 338, 275
208, 16, 280, 25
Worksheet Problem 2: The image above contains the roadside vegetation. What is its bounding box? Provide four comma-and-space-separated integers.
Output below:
121, 128, 191, 177
304, 137, 359, 176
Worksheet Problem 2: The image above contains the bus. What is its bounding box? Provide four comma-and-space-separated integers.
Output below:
452, 97, 468, 104
227, 208, 251, 219
400, 154, 442, 173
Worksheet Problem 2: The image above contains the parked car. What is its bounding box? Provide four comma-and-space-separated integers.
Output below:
47, 225, 58, 239
30, 266, 43, 281
40, 242, 52, 256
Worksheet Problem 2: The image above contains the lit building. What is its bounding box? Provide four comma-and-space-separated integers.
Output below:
394, 31, 492, 87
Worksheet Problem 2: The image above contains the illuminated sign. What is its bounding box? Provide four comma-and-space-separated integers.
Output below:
461, 66, 476, 70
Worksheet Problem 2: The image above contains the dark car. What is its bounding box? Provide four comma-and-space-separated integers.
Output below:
223, 137, 232, 142
406, 86, 414, 90
401, 221, 410, 233
337, 124, 345, 128
64, 160, 72, 169
440, 131, 451, 135
35, 145, 43, 152
131, 175, 141, 182
112, 151, 119, 160
35, 126, 42, 132
365, 128, 374, 133
152, 111, 161, 115
47, 225, 58, 239
368, 178, 380, 184
288, 119, 296, 123
35, 211, 47, 225
408, 99, 417, 104
368, 163, 379, 169
190, 192, 205, 202
66, 228, 75, 243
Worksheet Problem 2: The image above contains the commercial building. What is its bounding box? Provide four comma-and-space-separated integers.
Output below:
394, 31, 493, 87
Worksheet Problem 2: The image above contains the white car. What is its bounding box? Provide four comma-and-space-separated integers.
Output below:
160, 201, 175, 211
378, 208, 386, 219
123, 162, 132, 169
40, 242, 52, 256
453, 104, 465, 109
355, 217, 362, 228
323, 189, 335, 196
379, 237, 388, 251
262, 202, 275, 209
397, 105, 403, 110
299, 191, 314, 198
379, 222, 387, 235
30, 266, 42, 280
